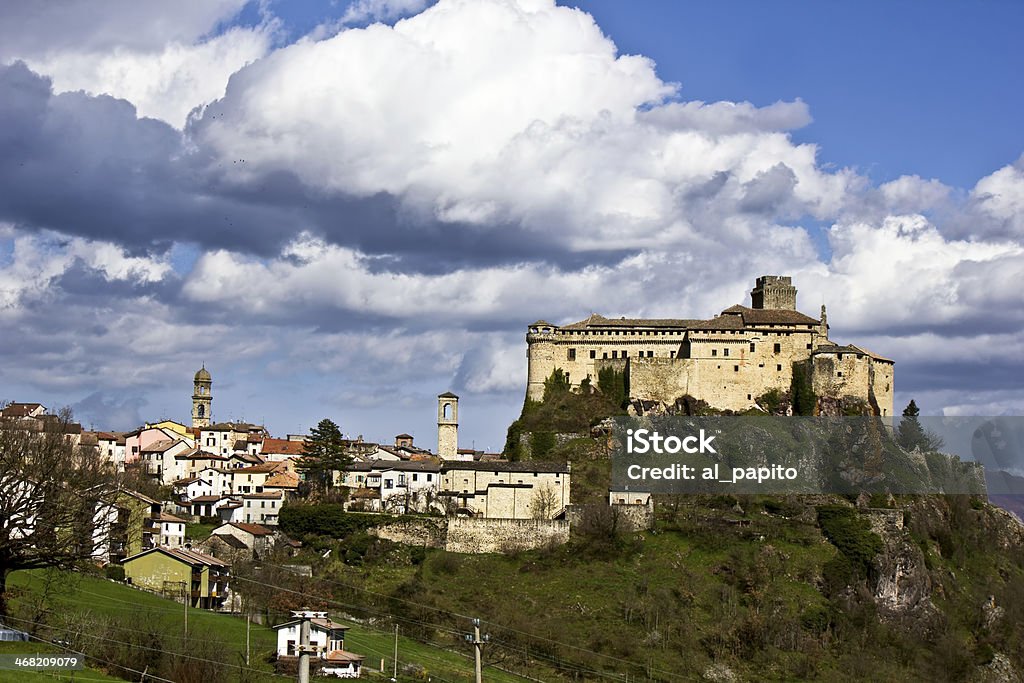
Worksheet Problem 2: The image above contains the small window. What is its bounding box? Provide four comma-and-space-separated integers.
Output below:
734, 365, 739, 372
724, 348, 730, 357
647, 351, 654, 358
837, 371, 844, 378
777, 364, 782, 371
711, 349, 717, 357
747, 394, 752, 400
773, 343, 781, 353
749, 343, 755, 352
567, 348, 576, 361
413, 473, 418, 481
602, 352, 608, 359
806, 343, 812, 349
589, 350, 596, 359
611, 351, 617, 359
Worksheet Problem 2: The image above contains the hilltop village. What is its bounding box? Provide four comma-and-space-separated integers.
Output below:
1, 275, 908, 678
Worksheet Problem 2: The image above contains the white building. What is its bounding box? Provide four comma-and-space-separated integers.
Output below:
272, 617, 363, 679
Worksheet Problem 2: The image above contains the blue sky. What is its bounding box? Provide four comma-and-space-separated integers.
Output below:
0, 0, 1022, 451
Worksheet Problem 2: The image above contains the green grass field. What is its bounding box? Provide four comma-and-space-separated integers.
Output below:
6, 570, 532, 682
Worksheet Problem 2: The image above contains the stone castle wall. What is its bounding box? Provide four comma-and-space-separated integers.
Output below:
370, 517, 569, 554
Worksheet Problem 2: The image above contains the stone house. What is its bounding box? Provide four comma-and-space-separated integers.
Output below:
439, 461, 570, 519
121, 546, 230, 609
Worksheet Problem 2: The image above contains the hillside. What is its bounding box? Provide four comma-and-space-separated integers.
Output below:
4, 569, 536, 683
268, 390, 1024, 682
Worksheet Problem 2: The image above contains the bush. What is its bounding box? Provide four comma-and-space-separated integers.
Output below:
278, 504, 391, 539
529, 430, 556, 458
104, 565, 125, 582
816, 505, 883, 582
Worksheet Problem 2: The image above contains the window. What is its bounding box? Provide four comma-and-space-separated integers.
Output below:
750, 343, 756, 352
837, 371, 844, 378
807, 343, 812, 349
567, 348, 576, 361
384, 480, 393, 489
287, 640, 296, 656
734, 365, 739, 372
777, 364, 782, 371
611, 351, 617, 359
724, 348, 730, 357
427, 474, 433, 482
603, 352, 608, 359
647, 351, 654, 357
711, 349, 717, 357
747, 394, 752, 400
589, 350, 596, 359
412, 473, 418, 482
773, 343, 781, 353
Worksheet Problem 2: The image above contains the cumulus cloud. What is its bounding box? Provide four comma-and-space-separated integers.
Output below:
0, 1, 274, 128
970, 156, 1024, 238
340, 0, 433, 25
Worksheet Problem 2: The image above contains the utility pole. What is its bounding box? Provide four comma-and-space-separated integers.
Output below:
182, 583, 188, 636
392, 624, 398, 680
245, 612, 251, 666
293, 610, 326, 683
465, 618, 489, 683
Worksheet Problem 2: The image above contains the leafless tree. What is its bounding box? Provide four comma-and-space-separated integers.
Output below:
531, 483, 560, 519
0, 408, 119, 620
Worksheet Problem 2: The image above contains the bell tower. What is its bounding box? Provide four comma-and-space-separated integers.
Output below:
437, 392, 459, 460
192, 365, 212, 428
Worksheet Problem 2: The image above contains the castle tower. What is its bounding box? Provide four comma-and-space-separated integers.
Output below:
751, 275, 797, 310
192, 365, 212, 428
437, 392, 459, 460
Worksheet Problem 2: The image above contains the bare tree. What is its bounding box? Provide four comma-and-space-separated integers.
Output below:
0, 408, 119, 620
531, 482, 560, 519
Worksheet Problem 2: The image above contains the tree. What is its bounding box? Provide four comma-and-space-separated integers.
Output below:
296, 419, 351, 498
0, 408, 118, 620
530, 483, 560, 519
897, 400, 943, 452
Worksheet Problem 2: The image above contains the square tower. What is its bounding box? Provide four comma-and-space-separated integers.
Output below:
437, 392, 459, 460
751, 275, 797, 310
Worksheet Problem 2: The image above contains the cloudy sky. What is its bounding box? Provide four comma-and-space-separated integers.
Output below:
1, 0, 1022, 451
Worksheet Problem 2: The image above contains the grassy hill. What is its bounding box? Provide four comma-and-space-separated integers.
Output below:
5, 570, 535, 683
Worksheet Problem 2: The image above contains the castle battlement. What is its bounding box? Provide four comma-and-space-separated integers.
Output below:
525, 276, 894, 416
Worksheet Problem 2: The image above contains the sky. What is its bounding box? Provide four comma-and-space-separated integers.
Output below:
0, 0, 1022, 452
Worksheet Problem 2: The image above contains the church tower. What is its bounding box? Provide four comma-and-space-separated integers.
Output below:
437, 392, 459, 460
192, 365, 212, 428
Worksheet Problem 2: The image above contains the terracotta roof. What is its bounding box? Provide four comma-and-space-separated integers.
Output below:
325, 650, 365, 663
264, 472, 300, 488
141, 439, 180, 453
0, 402, 44, 417
153, 512, 187, 524
261, 438, 306, 456
189, 495, 225, 504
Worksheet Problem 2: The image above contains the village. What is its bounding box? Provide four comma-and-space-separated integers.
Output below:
0, 380, 617, 680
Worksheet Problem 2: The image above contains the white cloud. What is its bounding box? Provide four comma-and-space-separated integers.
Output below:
970, 156, 1024, 237
192, 0, 855, 248
1, 1, 274, 128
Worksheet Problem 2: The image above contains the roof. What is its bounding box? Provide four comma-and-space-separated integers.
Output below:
351, 488, 380, 499
261, 438, 306, 456
438, 391, 459, 399
346, 460, 441, 473
395, 433, 413, 440
188, 495, 225, 504
242, 491, 284, 499
264, 472, 300, 488
441, 460, 569, 474
153, 512, 187, 524
195, 366, 211, 381
0, 402, 44, 417
812, 342, 894, 363
220, 522, 274, 536
141, 439, 181, 454
272, 618, 350, 632
210, 534, 248, 549
122, 546, 228, 568
325, 650, 365, 663
204, 422, 265, 432
718, 305, 820, 326
232, 462, 281, 474
561, 313, 700, 330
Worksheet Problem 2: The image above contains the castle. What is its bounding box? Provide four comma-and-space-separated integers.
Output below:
526, 276, 895, 416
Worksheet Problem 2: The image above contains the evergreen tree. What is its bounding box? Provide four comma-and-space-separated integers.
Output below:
897, 400, 943, 452
297, 418, 351, 496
